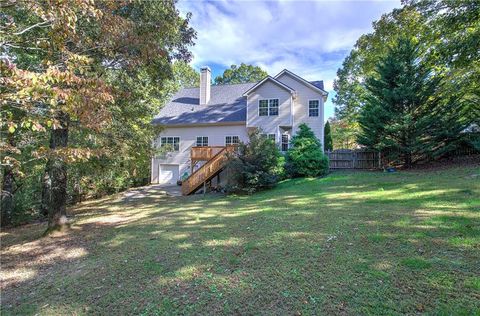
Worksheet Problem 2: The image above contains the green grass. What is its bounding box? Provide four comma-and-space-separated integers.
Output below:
1, 166, 479, 315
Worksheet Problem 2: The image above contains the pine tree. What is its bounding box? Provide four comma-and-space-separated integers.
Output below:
357, 36, 464, 167
324, 121, 333, 151
286, 124, 329, 177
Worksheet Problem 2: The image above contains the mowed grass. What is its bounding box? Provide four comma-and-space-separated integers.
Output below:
1, 166, 479, 315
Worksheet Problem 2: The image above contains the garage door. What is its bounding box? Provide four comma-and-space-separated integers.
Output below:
158, 164, 179, 185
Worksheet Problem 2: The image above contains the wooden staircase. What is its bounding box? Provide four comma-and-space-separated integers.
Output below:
181, 146, 234, 195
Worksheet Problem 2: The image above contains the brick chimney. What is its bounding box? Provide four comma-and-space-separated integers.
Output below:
200, 66, 211, 105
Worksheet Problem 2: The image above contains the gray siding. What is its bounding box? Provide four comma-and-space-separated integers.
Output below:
276, 73, 325, 149
246, 80, 292, 135
151, 124, 248, 183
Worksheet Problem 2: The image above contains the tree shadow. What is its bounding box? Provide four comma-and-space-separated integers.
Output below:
1, 167, 479, 314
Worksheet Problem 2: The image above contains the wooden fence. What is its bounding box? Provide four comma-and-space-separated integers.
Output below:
326, 149, 381, 169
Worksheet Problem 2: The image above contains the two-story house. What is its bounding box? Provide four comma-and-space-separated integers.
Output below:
152, 66, 327, 194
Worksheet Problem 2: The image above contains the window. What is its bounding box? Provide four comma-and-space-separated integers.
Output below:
261, 133, 276, 142
225, 135, 240, 146
269, 99, 279, 116
309, 100, 319, 117
281, 134, 289, 152
259, 99, 279, 116
196, 136, 208, 147
259, 100, 269, 116
160, 136, 180, 151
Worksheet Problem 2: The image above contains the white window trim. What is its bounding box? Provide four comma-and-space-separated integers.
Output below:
160, 136, 181, 152
308, 99, 320, 117
269, 99, 279, 116
225, 135, 240, 146
195, 136, 209, 147
258, 98, 279, 116
281, 133, 290, 152
258, 99, 269, 116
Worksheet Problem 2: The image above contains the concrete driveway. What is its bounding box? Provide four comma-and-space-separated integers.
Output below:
122, 184, 182, 202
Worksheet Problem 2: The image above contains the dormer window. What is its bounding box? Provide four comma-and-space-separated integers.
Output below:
259, 99, 279, 116
309, 100, 319, 117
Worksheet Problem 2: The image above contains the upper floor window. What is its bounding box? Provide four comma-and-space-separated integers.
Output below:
309, 100, 319, 117
259, 99, 279, 116
196, 136, 208, 147
160, 136, 180, 151
269, 99, 279, 116
225, 135, 240, 146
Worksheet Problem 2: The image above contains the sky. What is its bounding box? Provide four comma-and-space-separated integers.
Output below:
178, 0, 401, 120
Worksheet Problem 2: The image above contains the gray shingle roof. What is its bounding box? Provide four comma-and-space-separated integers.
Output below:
152, 82, 256, 125
309, 80, 324, 91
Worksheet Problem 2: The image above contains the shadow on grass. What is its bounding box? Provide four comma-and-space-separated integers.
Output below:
1, 166, 479, 315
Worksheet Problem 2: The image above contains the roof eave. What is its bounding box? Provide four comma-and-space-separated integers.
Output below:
274, 69, 328, 96
242, 76, 295, 96
151, 121, 246, 127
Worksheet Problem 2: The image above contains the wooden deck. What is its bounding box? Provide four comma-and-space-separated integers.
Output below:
182, 146, 235, 195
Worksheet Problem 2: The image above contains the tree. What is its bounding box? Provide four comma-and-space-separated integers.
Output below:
226, 129, 281, 194
324, 121, 333, 151
334, 2, 478, 160
329, 118, 359, 149
286, 124, 329, 177
405, 0, 480, 128
358, 37, 467, 167
1, 1, 196, 230
159, 61, 199, 104
334, 7, 427, 121
214, 63, 267, 85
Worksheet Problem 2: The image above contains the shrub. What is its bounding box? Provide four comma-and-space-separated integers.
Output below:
225, 129, 282, 194
286, 123, 329, 177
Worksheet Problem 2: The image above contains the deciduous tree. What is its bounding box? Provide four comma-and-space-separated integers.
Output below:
214, 63, 267, 85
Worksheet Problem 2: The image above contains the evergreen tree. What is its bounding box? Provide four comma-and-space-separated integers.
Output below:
324, 121, 333, 151
286, 124, 329, 177
358, 36, 466, 167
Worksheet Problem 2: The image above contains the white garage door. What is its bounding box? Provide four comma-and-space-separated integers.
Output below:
158, 164, 179, 185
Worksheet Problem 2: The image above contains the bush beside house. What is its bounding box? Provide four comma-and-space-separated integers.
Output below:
225, 124, 329, 194
225, 129, 282, 194
286, 123, 329, 178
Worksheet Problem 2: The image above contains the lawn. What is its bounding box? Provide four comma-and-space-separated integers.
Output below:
1, 166, 479, 315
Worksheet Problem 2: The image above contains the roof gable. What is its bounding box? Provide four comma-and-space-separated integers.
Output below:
274, 69, 328, 96
242, 76, 295, 96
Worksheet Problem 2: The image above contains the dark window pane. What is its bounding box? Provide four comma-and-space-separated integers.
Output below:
259, 100, 268, 116
269, 99, 279, 116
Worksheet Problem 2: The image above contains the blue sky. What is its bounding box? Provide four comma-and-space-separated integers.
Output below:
178, 0, 401, 120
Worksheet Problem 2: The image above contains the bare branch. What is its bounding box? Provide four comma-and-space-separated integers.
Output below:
12, 21, 50, 36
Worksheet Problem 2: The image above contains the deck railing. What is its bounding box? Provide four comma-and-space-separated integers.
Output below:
191, 146, 225, 162
182, 146, 235, 195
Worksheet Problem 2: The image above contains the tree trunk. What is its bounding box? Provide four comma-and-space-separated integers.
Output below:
44, 112, 70, 233
40, 160, 51, 217
1, 165, 14, 226
1, 134, 16, 226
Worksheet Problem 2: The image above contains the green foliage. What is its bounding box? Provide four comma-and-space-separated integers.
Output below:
226, 129, 282, 194
286, 124, 329, 177
334, 7, 427, 120
324, 121, 333, 151
214, 63, 268, 85
335, 1, 479, 164
0, 1, 196, 226
358, 37, 469, 167
329, 118, 359, 149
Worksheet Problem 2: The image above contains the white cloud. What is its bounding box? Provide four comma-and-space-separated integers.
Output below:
178, 0, 401, 118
